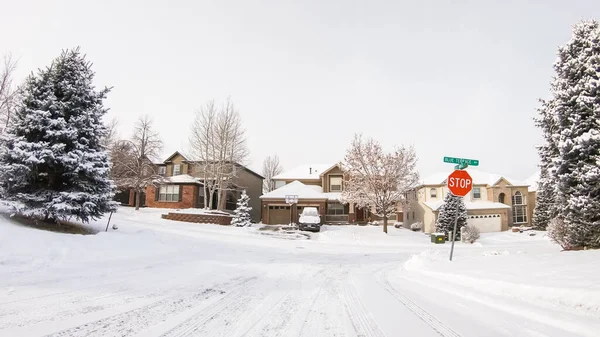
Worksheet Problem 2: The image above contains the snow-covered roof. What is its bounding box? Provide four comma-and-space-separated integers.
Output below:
525, 171, 540, 192
272, 164, 335, 180
420, 169, 528, 187
424, 200, 511, 211
260, 180, 327, 199
323, 192, 342, 201
164, 174, 202, 184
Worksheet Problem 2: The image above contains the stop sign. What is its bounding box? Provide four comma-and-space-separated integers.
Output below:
447, 170, 473, 197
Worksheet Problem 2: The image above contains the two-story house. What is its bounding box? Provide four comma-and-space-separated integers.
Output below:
143, 151, 264, 222
404, 169, 533, 233
259, 163, 403, 225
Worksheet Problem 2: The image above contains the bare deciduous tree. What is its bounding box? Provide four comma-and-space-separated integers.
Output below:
0, 54, 19, 131
112, 115, 164, 210
101, 117, 119, 150
189, 98, 248, 210
262, 154, 283, 193
341, 134, 419, 233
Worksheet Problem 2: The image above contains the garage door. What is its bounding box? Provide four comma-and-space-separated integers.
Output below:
467, 214, 501, 233
268, 206, 291, 225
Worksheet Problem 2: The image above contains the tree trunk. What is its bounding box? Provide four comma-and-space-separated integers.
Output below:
383, 216, 388, 234
135, 188, 141, 210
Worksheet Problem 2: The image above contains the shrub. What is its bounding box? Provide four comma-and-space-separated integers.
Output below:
394, 222, 403, 229
547, 216, 570, 250
461, 225, 480, 243
410, 222, 423, 231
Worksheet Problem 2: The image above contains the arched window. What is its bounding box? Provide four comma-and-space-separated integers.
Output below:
430, 188, 437, 198
512, 191, 523, 205
498, 193, 505, 204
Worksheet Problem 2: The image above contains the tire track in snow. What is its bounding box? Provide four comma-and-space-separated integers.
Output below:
340, 277, 386, 337
160, 276, 264, 337
378, 271, 460, 337
41, 276, 257, 337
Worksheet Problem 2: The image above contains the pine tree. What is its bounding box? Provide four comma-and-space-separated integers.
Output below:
0, 48, 117, 222
231, 190, 252, 227
436, 192, 468, 240
550, 20, 600, 248
533, 100, 559, 229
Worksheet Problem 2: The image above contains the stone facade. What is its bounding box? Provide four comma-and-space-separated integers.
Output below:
162, 212, 232, 225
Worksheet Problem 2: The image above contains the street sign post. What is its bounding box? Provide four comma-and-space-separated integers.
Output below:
443, 157, 477, 261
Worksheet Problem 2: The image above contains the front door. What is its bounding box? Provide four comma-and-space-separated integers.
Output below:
356, 207, 365, 222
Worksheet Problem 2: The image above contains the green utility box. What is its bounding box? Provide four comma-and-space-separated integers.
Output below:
431, 233, 445, 244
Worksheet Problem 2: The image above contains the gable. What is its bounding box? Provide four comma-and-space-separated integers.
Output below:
493, 177, 511, 187
320, 163, 343, 176
164, 151, 188, 163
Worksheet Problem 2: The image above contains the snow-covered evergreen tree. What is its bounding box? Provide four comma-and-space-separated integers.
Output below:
548, 20, 600, 248
231, 190, 252, 227
0, 48, 117, 222
436, 192, 467, 239
533, 100, 559, 229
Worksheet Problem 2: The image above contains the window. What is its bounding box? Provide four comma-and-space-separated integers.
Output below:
498, 193, 505, 204
430, 188, 437, 198
512, 191, 527, 224
275, 181, 286, 189
329, 176, 342, 192
173, 164, 181, 175
158, 185, 180, 202
158, 166, 166, 176
327, 202, 347, 215
512, 191, 524, 205
473, 187, 481, 199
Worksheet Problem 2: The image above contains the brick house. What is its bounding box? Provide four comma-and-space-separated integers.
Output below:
260, 163, 404, 225
404, 169, 535, 233
144, 152, 264, 222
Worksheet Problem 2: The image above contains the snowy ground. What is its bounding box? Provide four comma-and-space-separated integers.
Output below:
1, 207, 599, 337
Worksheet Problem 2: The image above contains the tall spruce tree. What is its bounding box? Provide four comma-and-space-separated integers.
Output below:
533, 100, 559, 229
0, 48, 117, 222
550, 20, 600, 248
231, 190, 252, 227
436, 192, 467, 239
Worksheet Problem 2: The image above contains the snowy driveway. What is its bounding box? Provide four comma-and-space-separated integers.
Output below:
1, 208, 599, 337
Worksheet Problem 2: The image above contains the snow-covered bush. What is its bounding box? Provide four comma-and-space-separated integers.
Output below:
230, 190, 252, 227
394, 222, 403, 229
410, 222, 422, 231
547, 216, 570, 250
461, 225, 480, 243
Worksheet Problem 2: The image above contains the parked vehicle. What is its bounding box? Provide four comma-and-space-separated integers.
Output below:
298, 207, 321, 232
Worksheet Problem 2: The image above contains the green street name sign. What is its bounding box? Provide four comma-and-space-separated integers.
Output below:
444, 156, 479, 166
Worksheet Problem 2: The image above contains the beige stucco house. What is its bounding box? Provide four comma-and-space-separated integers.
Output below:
260, 163, 403, 225
404, 169, 534, 233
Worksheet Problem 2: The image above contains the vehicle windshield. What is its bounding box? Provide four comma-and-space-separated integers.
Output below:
302, 208, 318, 216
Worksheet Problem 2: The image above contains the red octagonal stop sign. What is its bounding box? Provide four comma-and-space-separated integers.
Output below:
447, 170, 473, 197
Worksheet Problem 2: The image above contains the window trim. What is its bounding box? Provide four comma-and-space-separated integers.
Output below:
329, 176, 343, 192
430, 188, 437, 198
173, 164, 181, 175
158, 166, 166, 175
158, 185, 180, 202
472, 187, 481, 199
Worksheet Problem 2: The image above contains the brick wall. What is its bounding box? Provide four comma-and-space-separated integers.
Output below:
161, 212, 232, 225
145, 185, 198, 209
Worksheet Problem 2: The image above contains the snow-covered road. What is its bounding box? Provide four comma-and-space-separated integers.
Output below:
1, 208, 599, 337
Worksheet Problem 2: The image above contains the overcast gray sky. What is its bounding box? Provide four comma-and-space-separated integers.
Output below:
2, 0, 598, 180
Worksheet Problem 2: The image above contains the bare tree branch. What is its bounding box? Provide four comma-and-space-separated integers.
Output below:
262, 154, 283, 193
340, 134, 419, 233
111, 115, 165, 210
0, 54, 20, 132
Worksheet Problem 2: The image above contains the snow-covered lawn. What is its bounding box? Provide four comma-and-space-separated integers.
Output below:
0, 207, 598, 337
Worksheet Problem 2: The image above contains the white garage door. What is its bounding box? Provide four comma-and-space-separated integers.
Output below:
467, 214, 501, 233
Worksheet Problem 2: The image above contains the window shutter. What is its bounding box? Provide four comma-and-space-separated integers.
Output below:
155, 186, 159, 201
178, 185, 183, 202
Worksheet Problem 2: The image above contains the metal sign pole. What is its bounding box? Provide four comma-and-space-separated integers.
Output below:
449, 202, 460, 261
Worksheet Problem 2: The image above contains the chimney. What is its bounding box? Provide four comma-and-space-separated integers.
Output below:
309, 167, 312, 174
